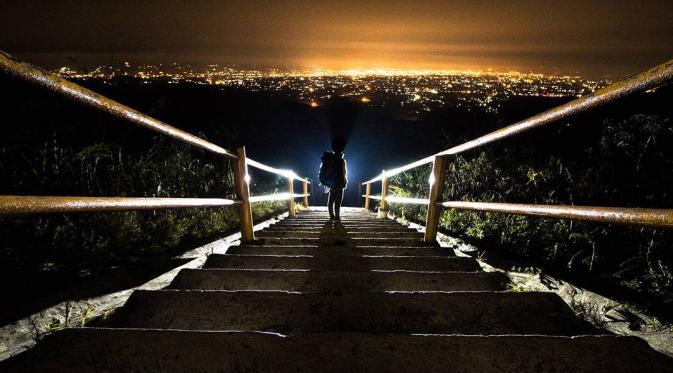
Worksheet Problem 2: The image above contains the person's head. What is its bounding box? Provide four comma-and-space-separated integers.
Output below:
331, 138, 346, 153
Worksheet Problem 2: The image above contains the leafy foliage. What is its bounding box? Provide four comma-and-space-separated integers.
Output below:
387, 114, 673, 319
0, 134, 286, 274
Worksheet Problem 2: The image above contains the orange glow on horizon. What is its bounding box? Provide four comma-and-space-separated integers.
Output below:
297, 53, 517, 77
296, 66, 563, 79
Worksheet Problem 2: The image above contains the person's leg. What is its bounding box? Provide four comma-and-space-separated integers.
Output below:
334, 188, 343, 219
327, 189, 335, 219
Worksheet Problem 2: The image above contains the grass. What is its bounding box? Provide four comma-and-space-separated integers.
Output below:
0, 135, 290, 276
506, 283, 527, 292
567, 289, 608, 330
385, 114, 673, 322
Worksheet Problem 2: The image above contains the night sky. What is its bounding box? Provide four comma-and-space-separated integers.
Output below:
1, 0, 672, 78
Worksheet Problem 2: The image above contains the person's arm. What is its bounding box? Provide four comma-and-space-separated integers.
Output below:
343, 159, 348, 188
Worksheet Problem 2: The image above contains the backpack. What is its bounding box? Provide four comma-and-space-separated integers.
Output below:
319, 151, 342, 188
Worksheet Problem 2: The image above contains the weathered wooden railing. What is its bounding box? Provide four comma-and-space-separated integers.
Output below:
362, 58, 673, 242
0, 51, 310, 242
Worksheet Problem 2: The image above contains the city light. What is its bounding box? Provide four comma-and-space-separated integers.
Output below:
54, 64, 608, 115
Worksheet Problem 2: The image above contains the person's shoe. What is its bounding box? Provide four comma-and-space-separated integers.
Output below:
334, 216, 341, 221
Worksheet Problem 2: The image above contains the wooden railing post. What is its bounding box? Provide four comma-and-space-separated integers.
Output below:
424, 155, 449, 242
364, 182, 371, 210
233, 146, 254, 242
378, 171, 389, 218
287, 177, 296, 216
302, 180, 309, 208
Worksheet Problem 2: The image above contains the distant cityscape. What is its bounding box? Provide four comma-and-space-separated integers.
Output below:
56, 63, 610, 114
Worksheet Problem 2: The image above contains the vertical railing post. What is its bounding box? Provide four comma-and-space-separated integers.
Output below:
364, 182, 371, 210
378, 171, 389, 218
233, 146, 254, 242
302, 180, 309, 208
287, 177, 296, 216
424, 155, 449, 242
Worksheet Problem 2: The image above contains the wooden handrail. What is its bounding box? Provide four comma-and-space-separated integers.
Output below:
302, 180, 309, 208
287, 177, 296, 217
365, 195, 429, 205
246, 158, 311, 184
362, 156, 435, 185
0, 50, 237, 160
0, 196, 240, 215
361, 58, 673, 241
363, 183, 371, 210
424, 155, 448, 241
0, 51, 312, 241
249, 193, 309, 203
439, 201, 673, 229
362, 58, 673, 186
233, 147, 255, 242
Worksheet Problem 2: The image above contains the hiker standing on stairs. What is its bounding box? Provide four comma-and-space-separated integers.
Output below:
319, 138, 348, 220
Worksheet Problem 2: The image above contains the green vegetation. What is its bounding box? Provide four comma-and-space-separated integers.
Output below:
0, 134, 286, 275
567, 289, 608, 330
386, 114, 673, 320
506, 283, 527, 293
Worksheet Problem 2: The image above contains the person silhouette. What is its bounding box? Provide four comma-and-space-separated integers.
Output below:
319, 138, 348, 220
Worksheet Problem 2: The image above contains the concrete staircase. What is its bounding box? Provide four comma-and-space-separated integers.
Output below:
3, 208, 673, 372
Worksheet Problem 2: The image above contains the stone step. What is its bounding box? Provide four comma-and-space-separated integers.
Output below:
264, 225, 329, 230
227, 245, 455, 257
227, 245, 318, 255
267, 225, 416, 233
266, 225, 404, 231
266, 224, 327, 229
257, 231, 424, 239
204, 254, 479, 271
103, 290, 600, 336
7, 329, 673, 373
206, 254, 313, 269
283, 215, 377, 218
282, 218, 390, 222
291, 212, 369, 216
318, 217, 395, 220
351, 237, 431, 247
168, 269, 506, 292
276, 216, 361, 220
273, 221, 402, 226
286, 213, 374, 217
357, 246, 453, 256
350, 231, 424, 238
279, 215, 392, 219
257, 231, 322, 238
284, 219, 390, 222
342, 226, 411, 230
340, 225, 412, 229
260, 237, 320, 245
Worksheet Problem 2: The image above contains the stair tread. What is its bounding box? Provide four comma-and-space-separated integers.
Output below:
168, 268, 507, 291
227, 245, 455, 256
5, 329, 672, 373
257, 231, 424, 238
6, 209, 669, 370
102, 290, 601, 335
204, 254, 478, 271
